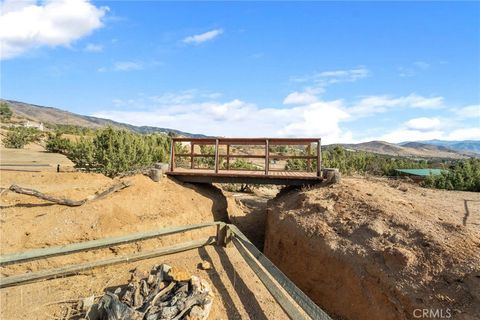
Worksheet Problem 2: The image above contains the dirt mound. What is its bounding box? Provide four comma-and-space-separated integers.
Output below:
264, 177, 480, 320
0, 171, 228, 253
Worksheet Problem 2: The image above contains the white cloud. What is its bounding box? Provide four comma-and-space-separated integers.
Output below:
413, 61, 430, 70
0, 0, 108, 59
84, 43, 103, 52
398, 61, 430, 77
374, 127, 480, 143
92, 91, 353, 144
316, 66, 369, 84
293, 66, 370, 86
113, 61, 143, 71
452, 104, 480, 119
183, 29, 223, 44
397, 66, 415, 78
348, 94, 444, 117
377, 129, 445, 143
368, 114, 480, 143
283, 91, 319, 105
446, 128, 480, 140
405, 117, 441, 131
286, 66, 369, 106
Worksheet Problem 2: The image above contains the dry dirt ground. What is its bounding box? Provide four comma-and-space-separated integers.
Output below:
0, 170, 288, 320
0, 144, 74, 172
264, 176, 480, 320
0, 245, 289, 320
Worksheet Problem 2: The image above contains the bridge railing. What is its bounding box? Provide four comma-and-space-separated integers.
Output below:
169, 137, 322, 177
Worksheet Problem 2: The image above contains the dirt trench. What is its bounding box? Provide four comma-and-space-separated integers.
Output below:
219, 179, 480, 320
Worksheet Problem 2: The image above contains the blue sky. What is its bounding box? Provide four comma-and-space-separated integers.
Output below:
1, 0, 479, 143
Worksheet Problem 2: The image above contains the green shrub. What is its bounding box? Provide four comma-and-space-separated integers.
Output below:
45, 132, 73, 154
47, 124, 93, 135
3, 127, 42, 148
64, 127, 170, 177
422, 158, 480, 192
286, 145, 430, 176
0, 103, 13, 121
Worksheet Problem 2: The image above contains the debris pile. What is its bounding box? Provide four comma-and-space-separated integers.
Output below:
86, 264, 213, 320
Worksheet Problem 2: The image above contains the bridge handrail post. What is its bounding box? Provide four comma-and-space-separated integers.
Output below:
190, 143, 194, 169
317, 138, 322, 177
214, 139, 219, 173
170, 138, 175, 172
226, 144, 230, 170
265, 139, 269, 175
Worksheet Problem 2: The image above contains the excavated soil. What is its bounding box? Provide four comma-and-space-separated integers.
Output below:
0, 171, 290, 320
264, 177, 480, 320
0, 171, 228, 253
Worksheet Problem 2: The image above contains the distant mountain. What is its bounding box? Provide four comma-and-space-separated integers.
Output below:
1, 99, 206, 137
339, 140, 468, 159
400, 139, 480, 154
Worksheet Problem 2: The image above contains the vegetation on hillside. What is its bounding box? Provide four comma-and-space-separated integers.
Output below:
46, 127, 170, 177
285, 145, 430, 176
0, 103, 13, 121
42, 127, 479, 191
45, 132, 73, 153
46, 124, 94, 136
3, 127, 43, 148
422, 158, 480, 192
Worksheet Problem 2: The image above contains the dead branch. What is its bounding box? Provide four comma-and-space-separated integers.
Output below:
7, 181, 131, 207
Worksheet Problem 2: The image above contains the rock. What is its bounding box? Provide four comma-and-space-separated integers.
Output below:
147, 274, 156, 285
154, 162, 170, 173
200, 261, 212, 270
81, 295, 95, 312
168, 267, 191, 282
149, 168, 162, 182
382, 246, 416, 271
322, 168, 341, 184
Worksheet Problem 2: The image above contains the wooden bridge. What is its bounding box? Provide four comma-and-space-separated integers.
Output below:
166, 137, 324, 185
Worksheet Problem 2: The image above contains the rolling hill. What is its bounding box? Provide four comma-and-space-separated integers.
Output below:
1, 99, 475, 159
340, 141, 469, 159
400, 139, 480, 154
1, 99, 205, 137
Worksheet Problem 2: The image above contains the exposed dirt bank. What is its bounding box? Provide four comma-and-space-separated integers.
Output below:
264, 177, 480, 320
225, 186, 279, 250
0, 171, 228, 254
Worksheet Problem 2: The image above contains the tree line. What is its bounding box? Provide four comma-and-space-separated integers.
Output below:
46, 127, 170, 177
3, 122, 478, 192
